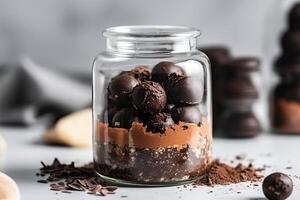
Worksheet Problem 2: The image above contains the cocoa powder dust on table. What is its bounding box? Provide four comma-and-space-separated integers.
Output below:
194, 160, 264, 186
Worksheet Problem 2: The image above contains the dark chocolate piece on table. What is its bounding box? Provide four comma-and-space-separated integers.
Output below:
263, 172, 293, 200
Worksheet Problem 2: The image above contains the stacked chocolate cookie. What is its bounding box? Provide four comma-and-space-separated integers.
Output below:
105, 61, 203, 133
200, 47, 231, 132
202, 47, 261, 138
273, 2, 300, 134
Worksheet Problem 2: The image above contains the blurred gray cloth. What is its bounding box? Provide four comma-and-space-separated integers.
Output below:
0, 58, 91, 125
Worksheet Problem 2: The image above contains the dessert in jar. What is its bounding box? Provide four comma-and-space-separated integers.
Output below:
272, 2, 300, 134
92, 26, 212, 186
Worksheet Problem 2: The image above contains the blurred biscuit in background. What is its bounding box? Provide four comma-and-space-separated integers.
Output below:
43, 109, 92, 148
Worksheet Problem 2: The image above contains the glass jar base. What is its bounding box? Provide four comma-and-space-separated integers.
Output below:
95, 171, 203, 187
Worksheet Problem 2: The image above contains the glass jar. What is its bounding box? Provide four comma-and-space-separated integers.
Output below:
267, 1, 300, 134
92, 26, 212, 186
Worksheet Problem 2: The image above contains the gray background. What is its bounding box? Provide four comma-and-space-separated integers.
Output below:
0, 0, 286, 75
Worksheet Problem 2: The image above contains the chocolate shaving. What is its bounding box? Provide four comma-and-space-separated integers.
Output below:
36, 158, 117, 196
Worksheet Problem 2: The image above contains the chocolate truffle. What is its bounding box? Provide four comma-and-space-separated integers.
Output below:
281, 31, 300, 56
171, 106, 201, 125
151, 61, 184, 83
166, 74, 203, 105
145, 112, 174, 134
111, 108, 141, 129
163, 104, 175, 113
289, 2, 300, 30
131, 66, 151, 81
225, 57, 260, 73
132, 81, 167, 114
221, 112, 261, 138
107, 106, 118, 125
263, 172, 293, 200
108, 73, 139, 107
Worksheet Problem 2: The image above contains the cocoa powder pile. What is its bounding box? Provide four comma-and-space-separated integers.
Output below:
195, 160, 263, 186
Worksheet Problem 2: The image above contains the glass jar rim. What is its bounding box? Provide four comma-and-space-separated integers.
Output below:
103, 25, 201, 41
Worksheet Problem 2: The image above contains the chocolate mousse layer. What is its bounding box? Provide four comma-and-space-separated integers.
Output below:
94, 121, 212, 184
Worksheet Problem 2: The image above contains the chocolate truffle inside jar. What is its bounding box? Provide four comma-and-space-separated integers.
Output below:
171, 106, 201, 125
131, 65, 151, 81
111, 107, 142, 129
165, 74, 204, 106
151, 61, 185, 84
145, 112, 174, 134
108, 73, 139, 107
132, 81, 167, 113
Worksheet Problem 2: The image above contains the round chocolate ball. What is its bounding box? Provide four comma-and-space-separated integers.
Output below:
281, 31, 300, 56
163, 104, 175, 113
166, 74, 203, 105
221, 111, 261, 138
263, 172, 293, 200
131, 65, 151, 81
289, 3, 300, 30
151, 61, 184, 83
108, 73, 139, 107
171, 106, 201, 125
111, 108, 141, 129
145, 112, 174, 134
132, 81, 167, 114
107, 106, 118, 125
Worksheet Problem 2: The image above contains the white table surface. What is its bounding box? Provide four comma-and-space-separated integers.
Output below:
0, 124, 299, 200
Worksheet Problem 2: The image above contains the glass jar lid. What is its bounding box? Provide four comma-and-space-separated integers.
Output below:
103, 25, 201, 41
